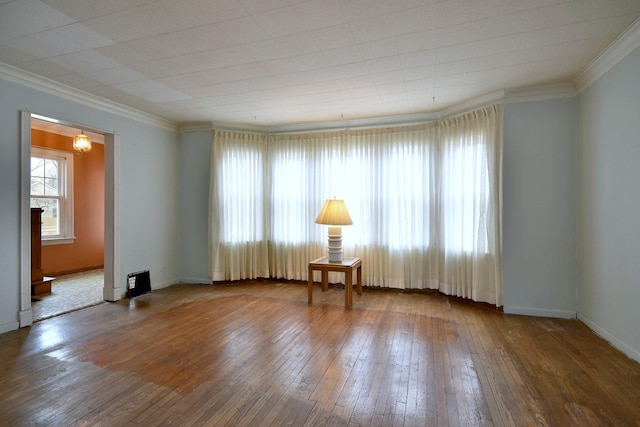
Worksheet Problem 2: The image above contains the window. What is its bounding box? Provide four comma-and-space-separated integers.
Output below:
210, 104, 503, 305
30, 147, 74, 245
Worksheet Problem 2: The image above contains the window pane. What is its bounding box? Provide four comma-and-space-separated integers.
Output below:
31, 177, 45, 195
45, 176, 59, 194
218, 148, 264, 243
31, 157, 45, 195
44, 159, 59, 195
31, 156, 60, 196
30, 198, 60, 236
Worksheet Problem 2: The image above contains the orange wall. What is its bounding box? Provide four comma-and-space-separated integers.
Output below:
32, 129, 104, 275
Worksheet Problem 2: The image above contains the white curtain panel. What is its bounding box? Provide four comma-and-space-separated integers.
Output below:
209, 130, 269, 281
209, 104, 503, 305
438, 105, 504, 306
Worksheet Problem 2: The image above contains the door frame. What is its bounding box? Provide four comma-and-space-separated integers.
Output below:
18, 111, 121, 327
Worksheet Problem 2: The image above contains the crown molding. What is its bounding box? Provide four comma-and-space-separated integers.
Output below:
211, 121, 269, 133
178, 122, 214, 133
505, 82, 576, 103
0, 62, 177, 132
266, 112, 439, 134
573, 16, 640, 93
212, 83, 578, 135
438, 91, 505, 119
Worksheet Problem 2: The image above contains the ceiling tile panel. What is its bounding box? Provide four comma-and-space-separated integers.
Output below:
254, 6, 309, 38
0, 43, 39, 64
396, 29, 439, 54
217, 15, 272, 44
2, 0, 639, 126
5, 23, 114, 58
308, 24, 356, 50
83, 0, 245, 42
0, 0, 74, 42
41, 0, 157, 21
322, 45, 364, 66
357, 37, 399, 61
293, 0, 348, 30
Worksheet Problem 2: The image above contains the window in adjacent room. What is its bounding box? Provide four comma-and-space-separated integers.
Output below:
30, 146, 75, 245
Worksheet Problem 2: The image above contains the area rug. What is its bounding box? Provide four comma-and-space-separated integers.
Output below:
31, 269, 105, 322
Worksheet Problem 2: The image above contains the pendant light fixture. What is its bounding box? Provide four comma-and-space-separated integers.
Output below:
73, 131, 92, 153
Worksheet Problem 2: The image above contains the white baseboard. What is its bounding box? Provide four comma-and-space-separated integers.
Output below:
180, 277, 212, 285
103, 285, 121, 302
504, 306, 577, 319
0, 321, 19, 335
577, 312, 640, 364
19, 309, 32, 327
153, 279, 179, 290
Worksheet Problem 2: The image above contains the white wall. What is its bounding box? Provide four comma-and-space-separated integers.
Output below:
178, 129, 212, 283
503, 98, 578, 318
0, 76, 180, 333
577, 46, 640, 362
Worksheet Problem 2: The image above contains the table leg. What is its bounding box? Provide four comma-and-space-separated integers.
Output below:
321, 270, 329, 292
356, 265, 362, 295
345, 266, 353, 308
308, 265, 313, 303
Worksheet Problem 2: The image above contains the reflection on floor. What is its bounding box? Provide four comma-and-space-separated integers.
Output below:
31, 269, 105, 322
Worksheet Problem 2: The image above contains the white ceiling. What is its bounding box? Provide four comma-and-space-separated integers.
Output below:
1, 0, 640, 127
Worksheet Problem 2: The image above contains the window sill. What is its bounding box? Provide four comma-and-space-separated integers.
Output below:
42, 237, 76, 246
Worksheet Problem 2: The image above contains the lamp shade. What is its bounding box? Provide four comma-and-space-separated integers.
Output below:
315, 199, 353, 226
73, 132, 92, 153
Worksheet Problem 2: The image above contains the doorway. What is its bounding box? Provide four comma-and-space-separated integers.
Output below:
19, 111, 120, 327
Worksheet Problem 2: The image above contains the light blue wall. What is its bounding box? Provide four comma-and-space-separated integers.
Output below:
503, 98, 578, 318
178, 129, 212, 283
0, 77, 180, 333
577, 46, 640, 362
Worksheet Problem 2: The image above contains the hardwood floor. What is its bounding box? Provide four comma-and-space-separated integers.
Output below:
1, 281, 639, 426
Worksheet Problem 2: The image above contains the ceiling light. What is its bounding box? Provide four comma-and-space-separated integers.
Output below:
73, 131, 92, 153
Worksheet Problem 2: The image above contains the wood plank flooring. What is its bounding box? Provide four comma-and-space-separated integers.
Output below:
1, 281, 639, 426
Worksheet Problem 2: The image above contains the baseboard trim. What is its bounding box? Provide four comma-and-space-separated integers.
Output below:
504, 306, 577, 319
153, 279, 179, 290
46, 265, 104, 277
0, 321, 20, 334
577, 312, 640, 364
19, 309, 32, 328
180, 277, 213, 285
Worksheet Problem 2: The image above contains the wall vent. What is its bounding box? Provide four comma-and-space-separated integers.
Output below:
127, 270, 151, 298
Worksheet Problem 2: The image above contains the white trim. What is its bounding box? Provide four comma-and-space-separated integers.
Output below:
578, 312, 640, 363
179, 122, 215, 133
0, 321, 20, 334
103, 133, 121, 302
0, 62, 176, 132
5, 59, 584, 134
439, 91, 505, 119
267, 112, 439, 134
42, 237, 76, 246
573, 17, 640, 93
210, 84, 576, 135
180, 277, 213, 285
154, 279, 180, 290
503, 306, 577, 319
19, 111, 32, 328
505, 83, 576, 103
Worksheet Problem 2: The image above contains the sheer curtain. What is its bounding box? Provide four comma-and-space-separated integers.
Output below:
439, 105, 503, 305
267, 132, 342, 280
209, 130, 269, 281
209, 104, 503, 305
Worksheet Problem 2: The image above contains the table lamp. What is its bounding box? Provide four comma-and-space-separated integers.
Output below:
315, 198, 353, 263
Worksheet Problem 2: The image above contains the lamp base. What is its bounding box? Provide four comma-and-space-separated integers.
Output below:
327, 226, 343, 263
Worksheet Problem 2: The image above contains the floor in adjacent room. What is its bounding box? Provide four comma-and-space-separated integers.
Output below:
31, 269, 104, 322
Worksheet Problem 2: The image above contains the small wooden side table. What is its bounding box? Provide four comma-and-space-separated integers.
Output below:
308, 257, 362, 308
